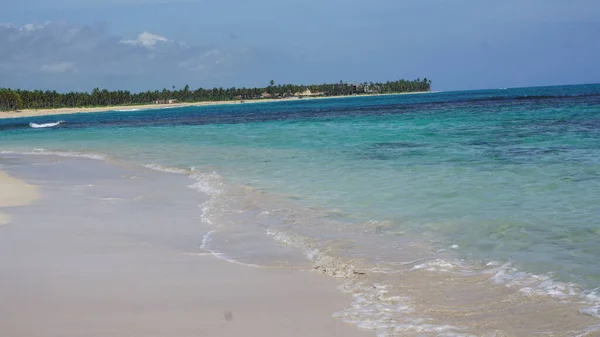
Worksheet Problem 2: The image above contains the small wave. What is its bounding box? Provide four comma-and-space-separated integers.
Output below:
0, 148, 105, 160
143, 163, 189, 174
411, 259, 462, 272
188, 170, 224, 198
187, 170, 259, 267
100, 197, 127, 203
267, 229, 363, 278
114, 109, 141, 112
198, 229, 260, 267
576, 323, 600, 337
266, 230, 472, 336
199, 230, 215, 250
486, 263, 600, 318
29, 121, 64, 128
393, 255, 600, 320
334, 282, 471, 337
402, 257, 600, 320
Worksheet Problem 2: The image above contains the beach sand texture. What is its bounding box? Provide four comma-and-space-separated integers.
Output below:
0, 169, 40, 225
0, 155, 370, 337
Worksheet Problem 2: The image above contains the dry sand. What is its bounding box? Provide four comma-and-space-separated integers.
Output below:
0, 169, 40, 225
0, 100, 255, 119
0, 156, 371, 337
0, 92, 431, 120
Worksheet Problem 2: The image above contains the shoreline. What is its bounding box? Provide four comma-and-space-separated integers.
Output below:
2, 151, 600, 336
0, 154, 371, 337
4, 83, 599, 336
0, 91, 431, 119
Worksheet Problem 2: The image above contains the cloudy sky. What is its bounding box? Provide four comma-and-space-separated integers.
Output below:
1, 0, 599, 92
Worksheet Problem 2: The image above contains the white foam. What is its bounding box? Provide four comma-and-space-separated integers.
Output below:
411, 259, 458, 272
100, 197, 126, 202
575, 323, 600, 337
582, 291, 600, 317
186, 169, 261, 267
0, 148, 105, 160
489, 263, 600, 318
187, 169, 225, 226
29, 121, 64, 128
266, 229, 471, 336
401, 256, 600, 320
198, 229, 260, 267
267, 229, 361, 278
114, 109, 141, 112
575, 321, 600, 337
188, 170, 224, 197
144, 165, 225, 226
199, 230, 215, 251
143, 163, 189, 174
334, 282, 471, 337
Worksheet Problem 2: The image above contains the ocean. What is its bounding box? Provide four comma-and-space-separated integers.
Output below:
2, 85, 600, 336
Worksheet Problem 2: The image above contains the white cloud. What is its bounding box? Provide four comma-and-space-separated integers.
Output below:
40, 61, 77, 74
0, 22, 253, 91
21, 23, 49, 32
120, 31, 169, 49
178, 48, 224, 72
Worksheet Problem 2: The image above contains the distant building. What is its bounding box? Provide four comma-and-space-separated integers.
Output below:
294, 89, 324, 97
154, 99, 179, 104
349, 84, 363, 93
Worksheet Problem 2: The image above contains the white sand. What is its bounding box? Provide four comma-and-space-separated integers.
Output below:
0, 157, 371, 337
0, 170, 40, 225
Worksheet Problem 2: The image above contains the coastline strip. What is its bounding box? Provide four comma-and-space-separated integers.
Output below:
0, 92, 431, 120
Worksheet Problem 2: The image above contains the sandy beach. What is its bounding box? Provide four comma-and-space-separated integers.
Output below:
0, 92, 431, 120
0, 155, 370, 337
0, 169, 40, 225
0, 100, 256, 119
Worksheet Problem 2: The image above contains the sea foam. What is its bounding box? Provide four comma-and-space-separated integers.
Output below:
0, 148, 105, 160
29, 121, 64, 128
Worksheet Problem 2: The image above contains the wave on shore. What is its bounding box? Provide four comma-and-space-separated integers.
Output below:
29, 121, 64, 128
3, 150, 600, 336
141, 161, 600, 336
0, 148, 105, 160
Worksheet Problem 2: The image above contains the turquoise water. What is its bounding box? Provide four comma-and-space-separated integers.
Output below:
2, 86, 600, 294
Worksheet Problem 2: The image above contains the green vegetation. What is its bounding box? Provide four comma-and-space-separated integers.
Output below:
0, 88, 24, 111
0, 78, 431, 111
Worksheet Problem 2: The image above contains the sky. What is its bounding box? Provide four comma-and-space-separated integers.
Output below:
1, 0, 599, 92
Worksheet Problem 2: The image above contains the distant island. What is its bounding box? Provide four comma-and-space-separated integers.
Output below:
0, 79, 431, 112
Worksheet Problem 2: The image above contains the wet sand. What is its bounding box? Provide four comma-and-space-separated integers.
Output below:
0, 155, 370, 337
2, 154, 599, 336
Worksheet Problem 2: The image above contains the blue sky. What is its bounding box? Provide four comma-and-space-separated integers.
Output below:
1, 0, 599, 92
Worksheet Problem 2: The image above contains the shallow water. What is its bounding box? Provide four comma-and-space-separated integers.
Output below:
2, 85, 600, 335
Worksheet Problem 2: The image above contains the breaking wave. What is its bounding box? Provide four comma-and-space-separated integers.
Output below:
29, 121, 64, 128
0, 148, 105, 160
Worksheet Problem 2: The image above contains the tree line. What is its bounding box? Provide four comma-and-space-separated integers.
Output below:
0, 78, 431, 111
